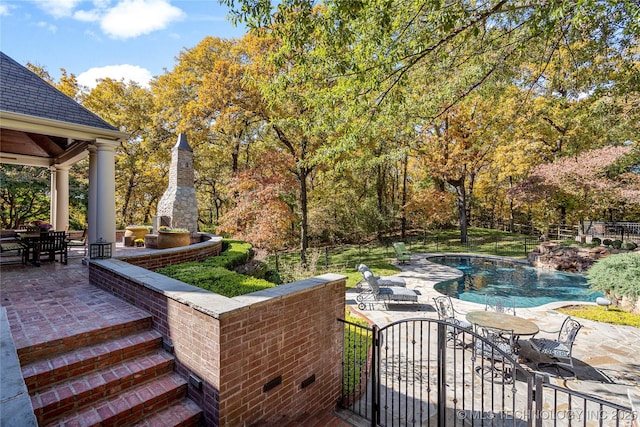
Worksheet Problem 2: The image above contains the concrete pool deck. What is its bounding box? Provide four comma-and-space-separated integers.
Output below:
346, 253, 640, 410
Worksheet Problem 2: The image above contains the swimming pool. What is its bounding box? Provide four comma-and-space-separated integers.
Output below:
430, 255, 602, 308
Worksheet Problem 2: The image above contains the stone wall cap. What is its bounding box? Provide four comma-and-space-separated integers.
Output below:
92, 258, 346, 319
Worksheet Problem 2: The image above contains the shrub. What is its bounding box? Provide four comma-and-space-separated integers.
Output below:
586, 253, 640, 299
264, 270, 283, 284
612, 240, 623, 249
603, 239, 613, 246
154, 239, 275, 297
158, 266, 274, 297
591, 237, 601, 246
622, 241, 638, 250
200, 240, 252, 269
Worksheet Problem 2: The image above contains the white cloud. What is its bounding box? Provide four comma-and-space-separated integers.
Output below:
0, 4, 11, 16
73, 9, 101, 22
100, 0, 185, 39
78, 64, 153, 89
33, 0, 83, 18
36, 21, 58, 33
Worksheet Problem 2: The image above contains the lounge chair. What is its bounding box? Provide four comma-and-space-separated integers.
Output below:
66, 228, 87, 256
0, 239, 26, 257
356, 264, 406, 287
392, 242, 412, 264
528, 316, 582, 378
433, 295, 472, 346
356, 270, 418, 310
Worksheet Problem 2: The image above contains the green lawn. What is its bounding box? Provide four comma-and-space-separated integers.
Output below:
270, 227, 537, 285
557, 305, 640, 328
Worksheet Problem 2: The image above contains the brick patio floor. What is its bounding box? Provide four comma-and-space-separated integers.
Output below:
0, 251, 358, 426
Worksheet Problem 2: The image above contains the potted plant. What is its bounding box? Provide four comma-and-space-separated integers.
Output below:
157, 227, 191, 249
124, 225, 151, 240
134, 238, 145, 247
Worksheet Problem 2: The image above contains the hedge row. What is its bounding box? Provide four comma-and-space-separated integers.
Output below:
156, 240, 277, 297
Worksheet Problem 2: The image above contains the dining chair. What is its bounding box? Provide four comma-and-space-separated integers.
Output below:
528, 316, 582, 378
485, 294, 516, 316
473, 326, 517, 383
432, 295, 472, 347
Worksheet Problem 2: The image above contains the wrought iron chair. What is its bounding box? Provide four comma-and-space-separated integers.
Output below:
356, 270, 418, 310
356, 264, 406, 288
528, 316, 582, 378
432, 296, 472, 347
485, 294, 516, 316
473, 326, 517, 383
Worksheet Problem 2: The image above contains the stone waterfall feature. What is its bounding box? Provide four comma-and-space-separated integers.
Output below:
157, 133, 198, 233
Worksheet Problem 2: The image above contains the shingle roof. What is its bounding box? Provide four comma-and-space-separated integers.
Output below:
0, 51, 119, 132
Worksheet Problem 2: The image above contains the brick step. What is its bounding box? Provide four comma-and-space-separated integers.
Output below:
32, 350, 175, 425
18, 314, 153, 365
22, 329, 163, 393
132, 397, 203, 427
42, 372, 189, 427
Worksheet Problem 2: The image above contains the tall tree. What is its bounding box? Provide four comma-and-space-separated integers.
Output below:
510, 145, 640, 236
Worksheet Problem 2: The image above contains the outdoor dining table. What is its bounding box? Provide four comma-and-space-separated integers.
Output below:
466, 310, 539, 338
16, 231, 45, 266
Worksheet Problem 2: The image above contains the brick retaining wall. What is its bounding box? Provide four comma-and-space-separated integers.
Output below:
89, 258, 345, 426
115, 234, 222, 270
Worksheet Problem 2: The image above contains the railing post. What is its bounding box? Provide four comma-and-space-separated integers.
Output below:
325, 247, 329, 269
437, 322, 447, 427
534, 374, 544, 427
371, 325, 378, 427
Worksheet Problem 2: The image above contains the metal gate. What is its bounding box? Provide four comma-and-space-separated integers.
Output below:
339, 318, 635, 427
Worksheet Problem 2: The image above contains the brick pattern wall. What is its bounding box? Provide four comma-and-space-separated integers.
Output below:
89, 263, 222, 425
89, 259, 345, 427
218, 284, 344, 425
117, 238, 222, 270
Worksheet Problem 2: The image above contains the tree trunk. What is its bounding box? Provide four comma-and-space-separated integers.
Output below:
299, 166, 309, 266
401, 154, 408, 239
455, 183, 468, 244
508, 177, 515, 232
375, 164, 386, 240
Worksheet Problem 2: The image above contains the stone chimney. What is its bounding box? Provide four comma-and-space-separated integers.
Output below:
157, 133, 198, 233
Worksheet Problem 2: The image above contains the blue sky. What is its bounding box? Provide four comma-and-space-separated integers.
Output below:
0, 0, 247, 88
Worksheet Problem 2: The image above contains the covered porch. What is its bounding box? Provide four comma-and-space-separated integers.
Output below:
0, 52, 128, 251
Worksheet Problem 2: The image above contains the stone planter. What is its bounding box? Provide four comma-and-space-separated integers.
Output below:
157, 231, 191, 249
124, 226, 150, 241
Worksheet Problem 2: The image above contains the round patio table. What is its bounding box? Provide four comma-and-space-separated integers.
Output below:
466, 311, 539, 337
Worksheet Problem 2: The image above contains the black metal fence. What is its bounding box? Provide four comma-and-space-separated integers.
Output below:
271, 235, 538, 273
340, 318, 635, 427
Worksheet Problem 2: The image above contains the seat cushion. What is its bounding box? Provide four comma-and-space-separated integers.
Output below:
378, 286, 418, 302
447, 318, 472, 329
378, 276, 406, 287
530, 338, 570, 358
475, 337, 514, 360
0, 242, 24, 252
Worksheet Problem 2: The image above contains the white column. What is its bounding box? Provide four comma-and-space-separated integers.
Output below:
50, 167, 57, 227
94, 139, 118, 254
53, 166, 70, 232
88, 145, 98, 246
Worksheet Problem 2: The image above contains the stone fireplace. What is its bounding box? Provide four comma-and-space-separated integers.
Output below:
157, 133, 198, 233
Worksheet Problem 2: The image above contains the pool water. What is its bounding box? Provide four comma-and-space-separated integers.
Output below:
430, 255, 602, 308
